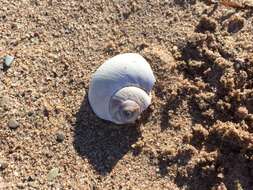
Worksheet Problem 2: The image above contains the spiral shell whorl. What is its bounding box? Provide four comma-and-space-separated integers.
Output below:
109, 86, 151, 124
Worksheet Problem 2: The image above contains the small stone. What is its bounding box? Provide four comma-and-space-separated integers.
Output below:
56, 132, 65, 142
236, 106, 248, 119
27, 176, 34, 182
8, 119, 20, 129
27, 111, 34, 116
47, 167, 59, 181
4, 55, 14, 67
0, 161, 8, 170
217, 173, 224, 179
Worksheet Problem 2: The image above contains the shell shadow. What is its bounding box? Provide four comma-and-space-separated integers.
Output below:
73, 93, 141, 175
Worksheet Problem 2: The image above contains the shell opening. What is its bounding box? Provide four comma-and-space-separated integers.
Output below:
109, 86, 151, 124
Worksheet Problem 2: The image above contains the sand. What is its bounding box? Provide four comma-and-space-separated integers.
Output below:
0, 0, 253, 189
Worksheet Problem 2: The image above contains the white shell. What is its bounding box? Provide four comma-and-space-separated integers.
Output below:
88, 53, 156, 124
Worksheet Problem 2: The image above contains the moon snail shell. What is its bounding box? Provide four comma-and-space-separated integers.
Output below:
88, 53, 156, 124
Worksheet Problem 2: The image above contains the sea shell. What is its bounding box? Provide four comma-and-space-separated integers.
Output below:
88, 53, 156, 124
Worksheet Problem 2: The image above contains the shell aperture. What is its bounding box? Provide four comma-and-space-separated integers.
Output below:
88, 53, 155, 124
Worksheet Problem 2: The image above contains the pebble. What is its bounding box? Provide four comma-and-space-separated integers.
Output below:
8, 119, 20, 129
27, 111, 34, 117
217, 172, 224, 179
27, 176, 34, 182
0, 161, 8, 170
47, 167, 59, 181
56, 132, 65, 142
4, 55, 14, 67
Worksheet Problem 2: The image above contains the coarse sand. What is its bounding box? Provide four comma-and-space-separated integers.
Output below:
0, 0, 253, 189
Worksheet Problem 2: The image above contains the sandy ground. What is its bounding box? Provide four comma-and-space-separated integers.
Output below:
0, 0, 253, 189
